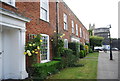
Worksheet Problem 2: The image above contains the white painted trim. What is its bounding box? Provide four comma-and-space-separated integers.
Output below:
71, 37, 80, 43
0, 22, 26, 30
40, 60, 50, 63
0, 10, 30, 22
40, 34, 50, 63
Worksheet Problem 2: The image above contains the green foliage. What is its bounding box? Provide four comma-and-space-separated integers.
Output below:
53, 57, 62, 61
90, 36, 104, 46
32, 61, 61, 79
84, 45, 89, 54
89, 47, 93, 53
52, 39, 64, 57
25, 34, 42, 56
90, 36, 104, 50
80, 44, 84, 50
60, 48, 78, 68
79, 50, 85, 58
88, 29, 93, 36
68, 42, 80, 57
51, 32, 65, 57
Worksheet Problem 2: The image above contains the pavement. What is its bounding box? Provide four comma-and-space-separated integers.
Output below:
97, 51, 118, 80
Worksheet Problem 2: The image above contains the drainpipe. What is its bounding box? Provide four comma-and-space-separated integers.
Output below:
56, 0, 59, 34
55, 0, 59, 57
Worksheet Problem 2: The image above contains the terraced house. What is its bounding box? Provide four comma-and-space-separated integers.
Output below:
0, 0, 89, 80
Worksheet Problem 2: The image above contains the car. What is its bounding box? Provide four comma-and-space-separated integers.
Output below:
94, 47, 103, 51
112, 48, 118, 51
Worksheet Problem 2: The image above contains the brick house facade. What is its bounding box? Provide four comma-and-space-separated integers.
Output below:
1, 0, 89, 63
0, 0, 89, 79
58, 1, 89, 44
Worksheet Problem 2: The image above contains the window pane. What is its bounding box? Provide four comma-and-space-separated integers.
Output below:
64, 13, 68, 30
64, 39, 68, 48
72, 21, 74, 33
41, 35, 49, 61
41, 8, 47, 21
76, 24, 78, 35
40, 0, 49, 21
41, 0, 47, 9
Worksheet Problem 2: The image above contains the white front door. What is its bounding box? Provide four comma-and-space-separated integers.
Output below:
0, 28, 2, 80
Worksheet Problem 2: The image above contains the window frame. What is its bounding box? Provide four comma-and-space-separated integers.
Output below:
64, 39, 68, 48
80, 28, 83, 37
76, 24, 78, 36
63, 13, 68, 30
40, 34, 50, 63
40, 0, 49, 22
72, 20, 74, 33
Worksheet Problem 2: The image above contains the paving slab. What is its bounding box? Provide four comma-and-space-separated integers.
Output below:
97, 51, 118, 79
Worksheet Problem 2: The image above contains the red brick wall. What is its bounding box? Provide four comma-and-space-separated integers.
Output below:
1, 1, 57, 63
16, 2, 57, 62
58, 2, 89, 44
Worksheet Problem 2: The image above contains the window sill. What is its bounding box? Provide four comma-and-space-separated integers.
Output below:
39, 18, 50, 24
63, 29, 68, 31
41, 60, 50, 63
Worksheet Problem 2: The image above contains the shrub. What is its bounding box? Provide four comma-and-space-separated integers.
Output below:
53, 57, 62, 61
79, 50, 85, 58
31, 61, 61, 79
68, 42, 80, 57
89, 47, 93, 53
60, 48, 78, 68
52, 39, 64, 57
84, 45, 89, 54
80, 44, 84, 50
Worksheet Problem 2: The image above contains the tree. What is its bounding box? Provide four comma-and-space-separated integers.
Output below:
88, 30, 93, 36
90, 36, 104, 50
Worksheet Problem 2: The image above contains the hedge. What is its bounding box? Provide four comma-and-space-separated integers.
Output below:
31, 61, 61, 79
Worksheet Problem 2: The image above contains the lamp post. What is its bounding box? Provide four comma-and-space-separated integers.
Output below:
108, 24, 113, 60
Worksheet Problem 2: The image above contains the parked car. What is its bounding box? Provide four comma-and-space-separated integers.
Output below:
112, 48, 118, 51
94, 47, 103, 51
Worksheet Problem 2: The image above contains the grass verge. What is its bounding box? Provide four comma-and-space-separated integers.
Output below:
48, 52, 99, 79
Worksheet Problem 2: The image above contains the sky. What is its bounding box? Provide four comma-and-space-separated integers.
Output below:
63, 0, 119, 38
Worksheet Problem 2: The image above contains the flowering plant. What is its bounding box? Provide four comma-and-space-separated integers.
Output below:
24, 34, 42, 56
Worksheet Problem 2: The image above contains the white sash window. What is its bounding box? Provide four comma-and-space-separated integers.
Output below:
72, 20, 74, 33
40, 34, 50, 63
76, 24, 78, 36
40, 0, 49, 22
63, 13, 68, 30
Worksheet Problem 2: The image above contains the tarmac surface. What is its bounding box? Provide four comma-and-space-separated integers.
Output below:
97, 51, 118, 80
